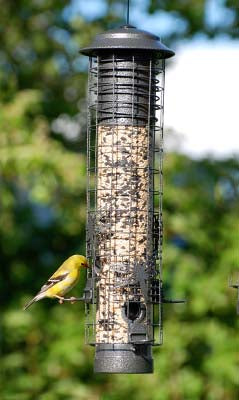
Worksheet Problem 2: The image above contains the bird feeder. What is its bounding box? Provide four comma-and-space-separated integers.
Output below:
80, 24, 175, 374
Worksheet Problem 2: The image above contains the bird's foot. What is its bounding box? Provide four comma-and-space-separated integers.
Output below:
55, 295, 83, 304
54, 295, 66, 304
70, 296, 77, 304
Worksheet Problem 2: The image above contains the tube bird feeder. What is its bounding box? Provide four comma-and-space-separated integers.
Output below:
80, 24, 175, 373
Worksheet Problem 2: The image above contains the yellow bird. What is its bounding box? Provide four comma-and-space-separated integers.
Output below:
24, 255, 88, 310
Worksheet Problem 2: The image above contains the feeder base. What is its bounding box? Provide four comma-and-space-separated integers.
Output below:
94, 343, 153, 374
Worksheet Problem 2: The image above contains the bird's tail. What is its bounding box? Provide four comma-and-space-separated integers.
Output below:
23, 293, 45, 310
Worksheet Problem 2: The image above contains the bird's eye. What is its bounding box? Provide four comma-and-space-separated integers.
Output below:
81, 263, 84, 266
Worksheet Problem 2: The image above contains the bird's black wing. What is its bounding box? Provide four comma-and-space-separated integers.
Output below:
38, 273, 69, 294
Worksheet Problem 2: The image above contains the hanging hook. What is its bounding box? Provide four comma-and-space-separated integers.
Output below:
126, 0, 130, 25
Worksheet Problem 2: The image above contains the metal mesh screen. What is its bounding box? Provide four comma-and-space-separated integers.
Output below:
85, 54, 165, 346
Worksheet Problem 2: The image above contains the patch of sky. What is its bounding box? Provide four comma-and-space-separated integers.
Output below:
219, 174, 239, 202
63, 0, 107, 22
72, 56, 88, 72
15, 185, 55, 229
51, 113, 85, 141
48, 26, 79, 55
48, 26, 71, 46
31, 203, 55, 229
171, 234, 188, 249
54, 53, 70, 74
0, 51, 17, 72
205, 0, 235, 29
129, 0, 188, 37
175, 32, 239, 50
13, 43, 37, 64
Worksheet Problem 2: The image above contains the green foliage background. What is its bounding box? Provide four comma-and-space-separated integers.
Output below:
0, 1, 238, 399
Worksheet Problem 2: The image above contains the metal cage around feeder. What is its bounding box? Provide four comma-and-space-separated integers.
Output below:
80, 25, 175, 374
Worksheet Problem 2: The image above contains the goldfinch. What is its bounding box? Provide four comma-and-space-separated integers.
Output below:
24, 255, 88, 310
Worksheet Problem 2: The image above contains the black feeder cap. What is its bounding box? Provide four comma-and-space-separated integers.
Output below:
80, 24, 175, 58
94, 344, 153, 374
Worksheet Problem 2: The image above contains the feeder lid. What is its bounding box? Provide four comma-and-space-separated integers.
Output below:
80, 24, 175, 58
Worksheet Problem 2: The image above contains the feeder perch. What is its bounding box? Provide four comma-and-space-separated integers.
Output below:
229, 276, 239, 315
80, 24, 181, 374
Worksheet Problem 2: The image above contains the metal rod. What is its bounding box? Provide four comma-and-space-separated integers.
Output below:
126, 0, 130, 25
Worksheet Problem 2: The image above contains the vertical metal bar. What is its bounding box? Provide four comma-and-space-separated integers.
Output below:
147, 58, 155, 339
126, 0, 130, 25
128, 54, 135, 338
111, 53, 116, 343
159, 60, 165, 345
147, 57, 152, 342
85, 57, 91, 344
92, 56, 100, 343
